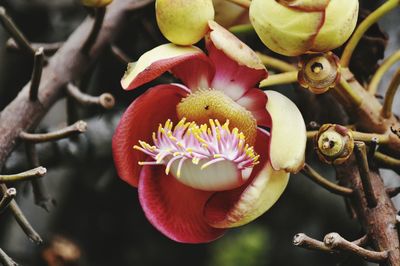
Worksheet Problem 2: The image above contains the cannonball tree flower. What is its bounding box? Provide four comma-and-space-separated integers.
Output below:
250, 0, 359, 56
113, 21, 307, 243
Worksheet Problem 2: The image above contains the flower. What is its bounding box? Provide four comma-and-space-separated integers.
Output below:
113, 21, 307, 243
249, 0, 359, 56
156, 0, 215, 45
212, 0, 249, 28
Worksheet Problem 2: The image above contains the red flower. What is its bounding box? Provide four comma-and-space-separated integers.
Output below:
113, 21, 306, 243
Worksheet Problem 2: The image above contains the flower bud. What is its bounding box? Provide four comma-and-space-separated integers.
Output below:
298, 52, 340, 94
81, 0, 113, 7
315, 124, 354, 165
156, 0, 215, 46
212, 0, 248, 28
249, 0, 359, 56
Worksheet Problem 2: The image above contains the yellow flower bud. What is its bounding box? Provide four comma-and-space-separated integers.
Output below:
81, 0, 113, 7
250, 0, 359, 56
156, 0, 215, 46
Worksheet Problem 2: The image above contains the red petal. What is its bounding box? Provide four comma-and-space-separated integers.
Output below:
206, 21, 267, 101
112, 84, 186, 187
236, 88, 271, 127
138, 165, 225, 243
121, 44, 215, 91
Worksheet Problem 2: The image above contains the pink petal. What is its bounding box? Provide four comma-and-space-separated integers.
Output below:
121, 44, 214, 91
138, 164, 225, 243
204, 129, 289, 228
112, 84, 186, 187
236, 88, 271, 127
206, 21, 268, 101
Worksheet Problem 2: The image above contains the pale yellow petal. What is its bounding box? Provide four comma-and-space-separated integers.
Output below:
265, 91, 306, 173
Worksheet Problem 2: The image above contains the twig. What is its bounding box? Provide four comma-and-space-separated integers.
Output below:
381, 67, 400, 119
82, 7, 106, 54
300, 164, 353, 196
340, 0, 400, 67
0, 6, 34, 55
29, 47, 45, 101
259, 71, 298, 88
368, 50, 400, 94
25, 143, 53, 211
354, 142, 378, 208
0, 187, 16, 214
20, 121, 87, 143
0, 184, 43, 244
256, 52, 297, 72
293, 233, 333, 252
386, 187, 400, 198
111, 45, 132, 64
336, 76, 363, 107
6, 38, 62, 54
367, 137, 379, 165
324, 233, 388, 263
66, 83, 115, 109
0, 167, 46, 183
374, 151, 400, 171
0, 248, 18, 266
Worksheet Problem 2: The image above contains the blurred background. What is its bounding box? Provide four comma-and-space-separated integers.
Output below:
0, 0, 399, 265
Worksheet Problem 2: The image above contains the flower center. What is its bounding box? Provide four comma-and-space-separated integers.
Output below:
176, 88, 257, 145
134, 118, 260, 191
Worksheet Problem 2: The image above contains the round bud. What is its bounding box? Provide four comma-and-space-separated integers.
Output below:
298, 52, 340, 94
81, 0, 113, 7
249, 0, 359, 56
156, 0, 215, 45
315, 124, 354, 165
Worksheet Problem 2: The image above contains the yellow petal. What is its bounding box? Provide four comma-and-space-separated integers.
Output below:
121, 43, 204, 90
250, 0, 324, 56
212, 0, 248, 28
206, 162, 289, 228
156, 0, 214, 45
265, 91, 306, 173
311, 0, 359, 52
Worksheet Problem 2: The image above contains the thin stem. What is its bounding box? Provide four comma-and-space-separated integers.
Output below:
0, 184, 43, 244
368, 50, 400, 94
354, 142, 378, 208
29, 47, 45, 101
386, 187, 400, 198
0, 167, 46, 183
111, 45, 132, 64
25, 143, 53, 212
229, 24, 254, 35
381, 67, 400, 118
340, 0, 400, 67
336, 76, 363, 107
0, 6, 34, 55
324, 233, 388, 263
0, 187, 16, 214
256, 52, 297, 72
352, 132, 389, 144
259, 71, 298, 88
6, 38, 62, 54
82, 7, 106, 54
224, 0, 251, 8
66, 83, 115, 109
0, 248, 18, 266
300, 164, 353, 196
20, 121, 87, 143
374, 151, 400, 170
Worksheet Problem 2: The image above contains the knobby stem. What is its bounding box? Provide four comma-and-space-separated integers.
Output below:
381, 67, 400, 118
224, 0, 251, 8
340, 0, 400, 67
368, 50, 400, 95
259, 71, 298, 88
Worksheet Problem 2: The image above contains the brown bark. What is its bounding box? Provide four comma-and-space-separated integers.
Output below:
0, 0, 152, 169
336, 158, 400, 266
